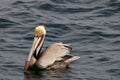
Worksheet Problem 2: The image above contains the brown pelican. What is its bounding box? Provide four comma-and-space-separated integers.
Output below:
24, 24, 80, 72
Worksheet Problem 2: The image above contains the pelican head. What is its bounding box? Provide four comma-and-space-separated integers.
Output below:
24, 24, 46, 72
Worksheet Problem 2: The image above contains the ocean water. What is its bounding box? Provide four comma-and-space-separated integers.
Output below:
0, 0, 120, 80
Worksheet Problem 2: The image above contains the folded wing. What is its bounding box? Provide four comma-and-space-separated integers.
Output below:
36, 42, 80, 69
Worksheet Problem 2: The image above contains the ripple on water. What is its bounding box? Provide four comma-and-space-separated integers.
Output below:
0, 18, 19, 28
107, 69, 120, 77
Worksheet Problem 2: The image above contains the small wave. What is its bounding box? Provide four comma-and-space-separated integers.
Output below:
107, 69, 120, 77
0, 18, 18, 28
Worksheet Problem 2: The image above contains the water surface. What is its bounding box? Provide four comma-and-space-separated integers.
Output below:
0, 0, 120, 80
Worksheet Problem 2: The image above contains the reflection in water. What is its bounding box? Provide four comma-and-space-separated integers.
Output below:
24, 68, 70, 80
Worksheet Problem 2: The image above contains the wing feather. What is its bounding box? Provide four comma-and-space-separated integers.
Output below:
36, 42, 77, 69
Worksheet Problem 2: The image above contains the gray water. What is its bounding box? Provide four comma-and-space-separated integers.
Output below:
0, 0, 120, 80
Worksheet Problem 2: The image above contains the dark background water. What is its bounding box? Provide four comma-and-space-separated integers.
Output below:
0, 0, 120, 80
